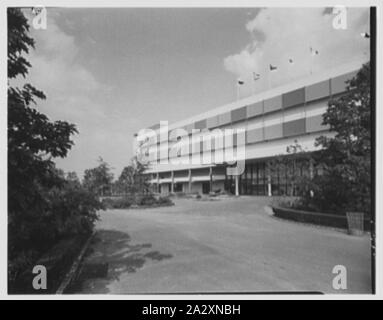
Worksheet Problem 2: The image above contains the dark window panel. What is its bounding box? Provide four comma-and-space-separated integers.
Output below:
264, 123, 283, 140
330, 70, 358, 95
231, 106, 247, 123
305, 80, 330, 102
247, 101, 263, 118
282, 88, 305, 109
206, 115, 219, 128
283, 118, 306, 137
246, 128, 263, 143
218, 112, 231, 126
264, 95, 282, 113
195, 119, 207, 130
306, 114, 330, 132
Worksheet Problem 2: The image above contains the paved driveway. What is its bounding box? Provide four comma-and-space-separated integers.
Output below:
74, 196, 372, 294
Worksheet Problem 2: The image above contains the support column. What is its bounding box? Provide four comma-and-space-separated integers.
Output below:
267, 173, 272, 197
235, 175, 239, 196
171, 171, 174, 193
309, 159, 314, 179
156, 172, 160, 193
209, 167, 213, 193
188, 169, 192, 193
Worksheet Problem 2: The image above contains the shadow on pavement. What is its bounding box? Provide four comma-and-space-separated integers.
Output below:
69, 229, 173, 293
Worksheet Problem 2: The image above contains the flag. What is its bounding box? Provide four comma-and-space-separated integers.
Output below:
237, 78, 244, 85
361, 32, 370, 38
310, 47, 319, 56
253, 72, 260, 81
269, 64, 277, 71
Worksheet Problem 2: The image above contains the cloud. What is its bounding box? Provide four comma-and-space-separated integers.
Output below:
224, 7, 370, 96
27, 10, 104, 98
18, 9, 132, 177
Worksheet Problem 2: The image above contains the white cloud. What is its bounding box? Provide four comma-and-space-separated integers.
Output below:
18, 9, 134, 177
27, 11, 104, 98
224, 7, 370, 96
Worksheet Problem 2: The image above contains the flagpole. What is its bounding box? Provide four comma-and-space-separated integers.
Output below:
252, 73, 260, 96
267, 70, 271, 90
310, 53, 313, 75
252, 73, 255, 96
309, 46, 312, 75
288, 60, 293, 81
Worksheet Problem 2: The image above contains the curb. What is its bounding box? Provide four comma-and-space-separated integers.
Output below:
56, 230, 96, 294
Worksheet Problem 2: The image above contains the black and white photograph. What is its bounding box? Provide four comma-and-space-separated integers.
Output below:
2, 0, 382, 301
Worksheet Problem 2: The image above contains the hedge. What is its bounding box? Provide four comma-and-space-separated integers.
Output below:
271, 206, 371, 231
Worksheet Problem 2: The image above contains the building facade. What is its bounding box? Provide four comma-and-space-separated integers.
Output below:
135, 62, 362, 196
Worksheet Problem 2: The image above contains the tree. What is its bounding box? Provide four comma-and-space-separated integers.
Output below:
267, 140, 312, 196
66, 171, 81, 188
7, 9, 102, 288
8, 8, 77, 253
116, 156, 150, 195
82, 157, 114, 197
301, 62, 371, 214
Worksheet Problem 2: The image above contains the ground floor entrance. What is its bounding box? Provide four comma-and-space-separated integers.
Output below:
152, 156, 314, 197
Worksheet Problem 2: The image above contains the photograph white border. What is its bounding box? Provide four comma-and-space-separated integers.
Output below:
0, 0, 381, 300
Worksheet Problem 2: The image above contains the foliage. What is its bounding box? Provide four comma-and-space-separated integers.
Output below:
9, 171, 103, 282
157, 196, 174, 206
8, 8, 103, 284
66, 171, 81, 187
102, 197, 133, 209
135, 194, 156, 206
46, 180, 102, 237
8, 8, 77, 252
267, 140, 313, 196
101, 194, 173, 209
82, 157, 114, 196
297, 62, 371, 214
8, 8, 77, 221
115, 156, 150, 195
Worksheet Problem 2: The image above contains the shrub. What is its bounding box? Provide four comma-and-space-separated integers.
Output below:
47, 183, 102, 236
8, 179, 103, 285
157, 196, 173, 206
136, 194, 157, 206
102, 197, 132, 209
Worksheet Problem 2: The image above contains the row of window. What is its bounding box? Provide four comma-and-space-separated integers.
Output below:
149, 159, 314, 197
143, 114, 329, 162
142, 70, 356, 146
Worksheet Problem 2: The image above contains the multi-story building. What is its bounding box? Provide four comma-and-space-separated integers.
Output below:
134, 61, 364, 196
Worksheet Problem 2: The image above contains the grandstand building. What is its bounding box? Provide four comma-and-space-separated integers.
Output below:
134, 62, 363, 196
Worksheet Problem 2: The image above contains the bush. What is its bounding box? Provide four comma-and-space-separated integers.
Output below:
47, 183, 102, 236
157, 196, 173, 206
293, 174, 371, 216
8, 179, 103, 286
101, 194, 173, 209
136, 194, 157, 206
102, 197, 132, 209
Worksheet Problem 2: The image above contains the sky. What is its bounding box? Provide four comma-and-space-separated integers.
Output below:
18, 7, 370, 178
